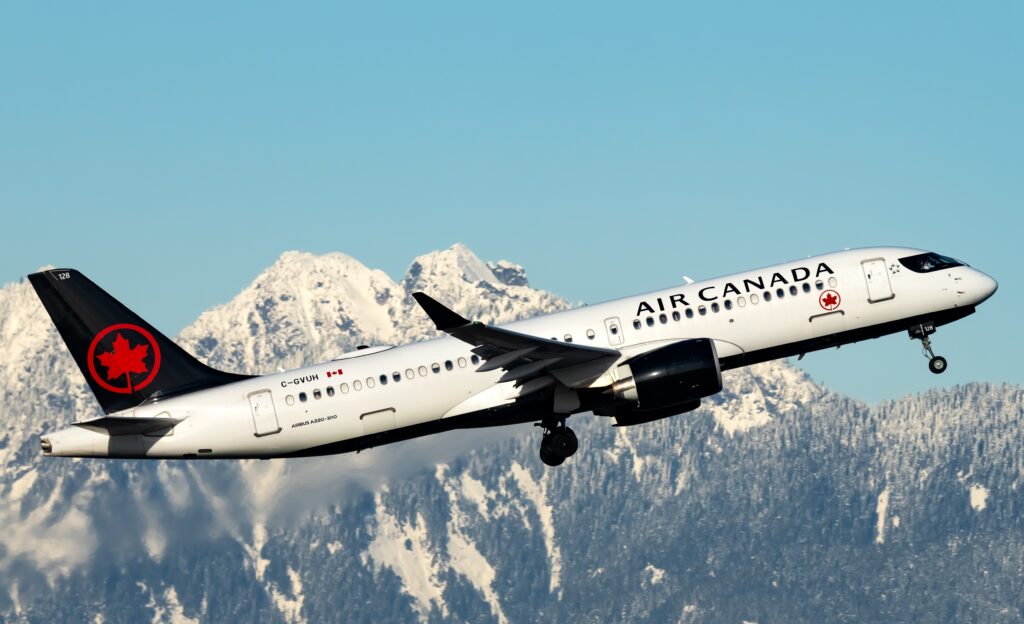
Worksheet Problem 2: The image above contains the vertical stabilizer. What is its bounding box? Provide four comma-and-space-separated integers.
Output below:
28, 269, 250, 414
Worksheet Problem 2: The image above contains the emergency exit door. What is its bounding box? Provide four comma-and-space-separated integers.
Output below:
249, 390, 282, 437
861, 258, 894, 303
604, 317, 625, 346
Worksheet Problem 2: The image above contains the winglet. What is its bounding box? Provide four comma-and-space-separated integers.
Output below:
412, 292, 471, 331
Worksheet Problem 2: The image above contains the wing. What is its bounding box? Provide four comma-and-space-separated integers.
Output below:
412, 292, 620, 386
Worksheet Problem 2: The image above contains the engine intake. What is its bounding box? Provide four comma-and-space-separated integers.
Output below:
612, 338, 722, 408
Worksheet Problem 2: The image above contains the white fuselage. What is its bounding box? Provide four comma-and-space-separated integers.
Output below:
42, 247, 997, 458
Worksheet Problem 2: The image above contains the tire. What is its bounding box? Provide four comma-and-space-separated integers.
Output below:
539, 444, 564, 467
553, 427, 578, 458
929, 356, 947, 374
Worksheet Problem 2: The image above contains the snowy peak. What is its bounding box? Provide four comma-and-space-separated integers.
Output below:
176, 245, 567, 374
487, 260, 529, 287
402, 243, 500, 293
710, 361, 826, 435
179, 251, 400, 374
0, 276, 98, 467
398, 244, 569, 337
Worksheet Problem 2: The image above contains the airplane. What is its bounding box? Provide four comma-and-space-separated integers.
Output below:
32, 247, 997, 467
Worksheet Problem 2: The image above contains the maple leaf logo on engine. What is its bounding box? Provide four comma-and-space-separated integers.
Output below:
86, 323, 162, 394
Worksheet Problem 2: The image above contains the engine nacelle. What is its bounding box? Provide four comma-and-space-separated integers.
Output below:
611, 338, 722, 409
611, 399, 702, 427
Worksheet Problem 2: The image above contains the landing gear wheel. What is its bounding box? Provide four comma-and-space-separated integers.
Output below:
910, 323, 949, 375
539, 437, 564, 466
550, 427, 578, 458
537, 420, 577, 466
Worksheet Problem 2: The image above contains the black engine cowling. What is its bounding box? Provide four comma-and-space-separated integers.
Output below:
611, 338, 722, 409
609, 399, 702, 427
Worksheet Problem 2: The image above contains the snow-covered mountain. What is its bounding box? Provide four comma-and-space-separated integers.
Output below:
178, 243, 567, 375
1, 245, 1021, 623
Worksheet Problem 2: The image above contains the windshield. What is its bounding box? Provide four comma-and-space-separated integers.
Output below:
898, 252, 966, 273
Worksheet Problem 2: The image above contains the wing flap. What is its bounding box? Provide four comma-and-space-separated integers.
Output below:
412, 292, 620, 386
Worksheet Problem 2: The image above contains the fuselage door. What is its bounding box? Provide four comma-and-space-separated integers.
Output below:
861, 258, 894, 303
249, 390, 282, 437
361, 408, 397, 436
604, 317, 625, 346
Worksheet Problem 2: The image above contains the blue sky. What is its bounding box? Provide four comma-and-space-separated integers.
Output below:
1, 2, 1019, 402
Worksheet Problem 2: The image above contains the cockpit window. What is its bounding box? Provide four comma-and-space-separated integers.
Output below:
898, 252, 966, 273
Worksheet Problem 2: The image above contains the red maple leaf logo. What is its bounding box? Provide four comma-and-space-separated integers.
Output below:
87, 324, 161, 394
822, 293, 838, 307
96, 333, 150, 390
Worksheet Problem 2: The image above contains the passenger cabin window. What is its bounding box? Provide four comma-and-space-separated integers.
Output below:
432, 363, 441, 374
340, 383, 349, 394
802, 283, 812, 293
659, 313, 667, 324
634, 319, 642, 330
828, 277, 838, 288
564, 334, 573, 342
379, 374, 388, 386
313, 389, 322, 400
586, 329, 596, 339
672, 311, 681, 321
686, 308, 694, 318
471, 355, 480, 365
737, 296, 746, 307
776, 288, 784, 299
698, 305, 707, 316
299, 392, 307, 402
763, 291, 772, 302
789, 285, 798, 296
751, 294, 760, 304
365, 378, 373, 389
646, 317, 655, 327
354, 380, 363, 391
711, 303, 719, 313
815, 280, 824, 290
286, 395, 295, 406
724, 300, 733, 310
445, 360, 454, 371
392, 372, 401, 382
326, 386, 335, 397
405, 368, 414, 380
898, 252, 965, 273
418, 366, 428, 377
610, 325, 619, 335
458, 357, 467, 368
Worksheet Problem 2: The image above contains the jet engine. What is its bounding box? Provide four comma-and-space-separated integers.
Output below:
611, 338, 722, 409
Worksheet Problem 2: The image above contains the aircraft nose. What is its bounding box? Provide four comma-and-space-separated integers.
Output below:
974, 270, 998, 303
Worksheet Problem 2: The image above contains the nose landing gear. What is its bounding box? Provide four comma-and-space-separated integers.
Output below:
910, 322, 947, 375
537, 418, 578, 467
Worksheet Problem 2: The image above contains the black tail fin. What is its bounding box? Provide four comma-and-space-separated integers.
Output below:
28, 268, 250, 414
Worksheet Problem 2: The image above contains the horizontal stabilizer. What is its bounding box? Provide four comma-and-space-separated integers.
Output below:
73, 416, 183, 436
